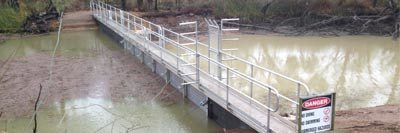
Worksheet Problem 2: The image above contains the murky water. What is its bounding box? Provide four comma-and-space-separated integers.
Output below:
0, 30, 118, 59
0, 30, 219, 133
1, 29, 399, 132
165, 34, 400, 112
0, 98, 218, 133
222, 35, 400, 110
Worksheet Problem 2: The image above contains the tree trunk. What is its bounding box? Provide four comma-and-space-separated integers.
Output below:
147, 0, 153, 11
121, 0, 126, 10
154, 0, 158, 11
137, 0, 143, 11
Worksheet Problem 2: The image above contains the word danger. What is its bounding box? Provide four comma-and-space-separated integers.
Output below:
302, 97, 330, 110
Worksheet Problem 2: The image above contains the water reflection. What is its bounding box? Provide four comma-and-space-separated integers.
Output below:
0, 30, 219, 133
0, 30, 119, 60
224, 35, 400, 110
0, 98, 219, 133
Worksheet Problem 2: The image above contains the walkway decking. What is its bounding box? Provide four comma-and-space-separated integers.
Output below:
93, 15, 297, 133
90, 1, 304, 132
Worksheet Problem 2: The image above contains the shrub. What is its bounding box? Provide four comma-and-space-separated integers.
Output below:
0, 6, 26, 32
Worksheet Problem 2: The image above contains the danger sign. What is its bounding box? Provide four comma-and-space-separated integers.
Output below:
298, 93, 335, 133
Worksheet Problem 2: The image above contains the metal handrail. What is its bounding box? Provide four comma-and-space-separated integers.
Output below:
92, 0, 290, 107
179, 23, 311, 96
91, 2, 312, 131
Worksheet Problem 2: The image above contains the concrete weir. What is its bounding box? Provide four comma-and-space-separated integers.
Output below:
96, 19, 252, 130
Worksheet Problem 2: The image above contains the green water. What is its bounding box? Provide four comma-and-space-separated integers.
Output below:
0, 30, 220, 133
1, 29, 399, 132
0, 98, 218, 133
0, 30, 119, 59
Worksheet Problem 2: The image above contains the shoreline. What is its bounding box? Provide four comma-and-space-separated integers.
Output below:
335, 104, 400, 132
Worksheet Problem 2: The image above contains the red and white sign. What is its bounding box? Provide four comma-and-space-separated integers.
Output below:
302, 97, 331, 109
299, 93, 335, 133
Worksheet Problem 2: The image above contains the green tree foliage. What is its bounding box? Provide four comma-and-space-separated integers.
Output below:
0, 5, 26, 32
0, 0, 75, 32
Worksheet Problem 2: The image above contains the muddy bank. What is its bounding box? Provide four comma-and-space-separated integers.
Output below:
62, 10, 97, 31
335, 104, 400, 132
0, 47, 181, 119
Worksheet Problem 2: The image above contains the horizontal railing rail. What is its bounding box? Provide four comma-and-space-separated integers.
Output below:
90, 1, 312, 131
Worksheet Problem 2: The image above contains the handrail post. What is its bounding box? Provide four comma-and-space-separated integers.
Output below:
195, 21, 200, 89
98, 1, 102, 18
176, 33, 180, 74
103, 2, 105, 18
120, 10, 123, 25
127, 13, 130, 31
108, 9, 111, 21
93, 1, 96, 16
162, 27, 166, 48
160, 27, 163, 63
114, 7, 117, 23
267, 87, 271, 133
90, 1, 92, 12
207, 23, 211, 75
250, 64, 254, 98
96, 1, 98, 16
217, 22, 222, 81
140, 18, 143, 29
149, 25, 152, 41
133, 16, 136, 31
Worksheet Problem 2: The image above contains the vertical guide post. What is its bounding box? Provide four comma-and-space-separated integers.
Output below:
226, 68, 230, 106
